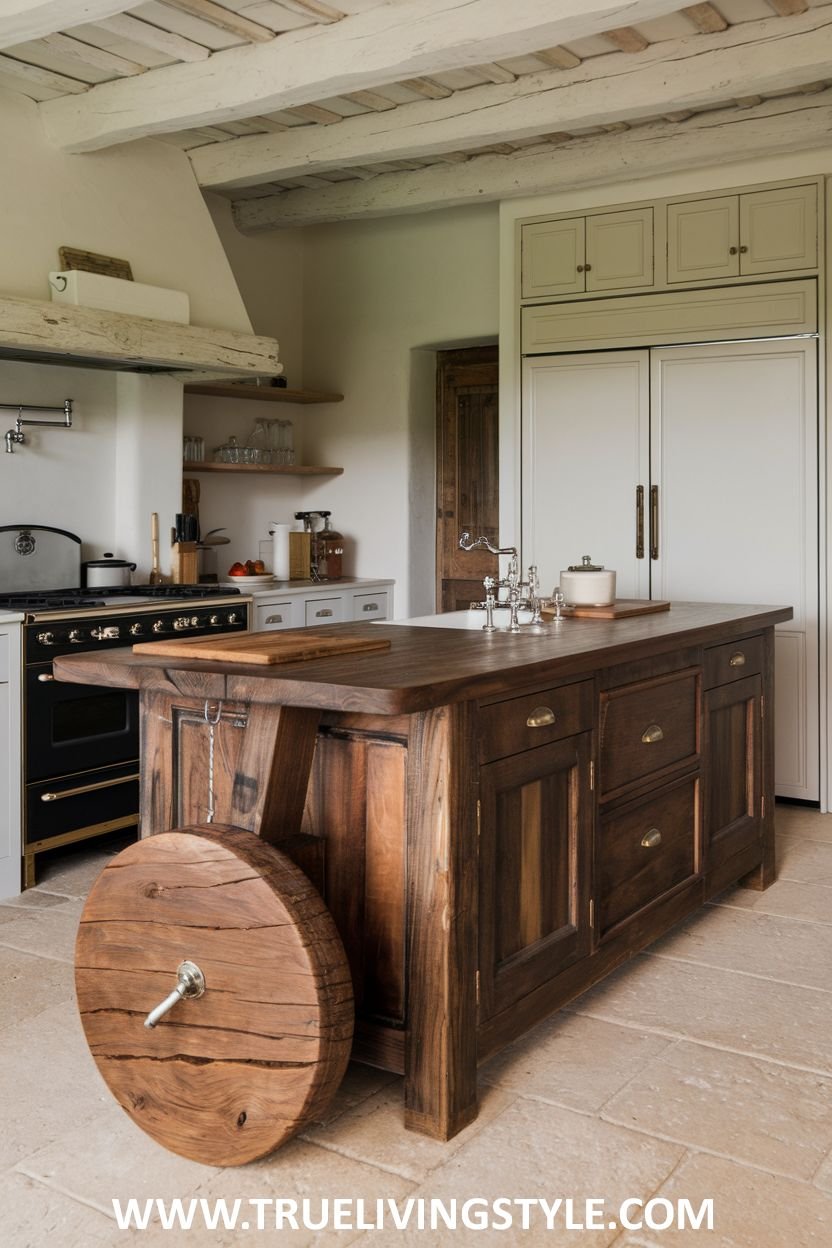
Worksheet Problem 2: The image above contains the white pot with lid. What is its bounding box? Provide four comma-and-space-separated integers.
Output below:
82, 553, 137, 588
559, 555, 616, 606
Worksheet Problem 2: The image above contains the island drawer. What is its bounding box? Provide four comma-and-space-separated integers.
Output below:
598, 771, 699, 938
599, 668, 699, 797
479, 680, 593, 761
704, 635, 763, 688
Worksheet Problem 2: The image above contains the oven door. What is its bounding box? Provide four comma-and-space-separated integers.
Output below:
26, 662, 139, 782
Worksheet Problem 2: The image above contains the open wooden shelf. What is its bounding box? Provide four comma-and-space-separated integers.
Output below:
185, 382, 344, 404
183, 461, 343, 477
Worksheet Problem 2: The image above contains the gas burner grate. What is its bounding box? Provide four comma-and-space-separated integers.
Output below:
0, 593, 106, 611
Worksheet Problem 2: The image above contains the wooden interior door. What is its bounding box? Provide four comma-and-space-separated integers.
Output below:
435, 346, 499, 612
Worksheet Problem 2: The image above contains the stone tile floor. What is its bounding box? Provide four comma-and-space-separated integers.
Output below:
2, 806, 832, 1245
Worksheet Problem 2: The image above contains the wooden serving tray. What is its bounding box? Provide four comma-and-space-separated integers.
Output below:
541, 599, 671, 620
133, 629, 392, 665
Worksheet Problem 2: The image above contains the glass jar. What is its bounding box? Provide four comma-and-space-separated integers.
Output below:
247, 419, 271, 465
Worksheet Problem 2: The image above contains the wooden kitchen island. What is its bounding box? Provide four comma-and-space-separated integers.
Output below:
55, 601, 790, 1145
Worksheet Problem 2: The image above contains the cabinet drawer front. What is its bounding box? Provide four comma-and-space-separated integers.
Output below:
353, 591, 389, 621
254, 601, 296, 631
600, 668, 699, 795
479, 680, 593, 762
599, 772, 699, 937
304, 597, 345, 626
0, 633, 8, 683
704, 635, 763, 688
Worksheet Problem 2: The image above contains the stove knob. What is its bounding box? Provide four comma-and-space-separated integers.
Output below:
129, 622, 143, 637
152, 619, 165, 634
227, 612, 238, 625
209, 614, 220, 626
173, 617, 187, 631
91, 625, 120, 641
190, 615, 199, 627
68, 629, 84, 643
36, 632, 55, 645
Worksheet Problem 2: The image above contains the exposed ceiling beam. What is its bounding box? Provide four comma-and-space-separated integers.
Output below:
0, 1, 128, 49
682, 4, 727, 34
39, 0, 688, 152
233, 88, 832, 230
192, 8, 832, 190
161, 0, 276, 43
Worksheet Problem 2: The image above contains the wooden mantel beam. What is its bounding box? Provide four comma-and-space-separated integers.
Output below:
192, 8, 832, 190
0, 0, 128, 48
233, 89, 832, 230
39, 0, 687, 152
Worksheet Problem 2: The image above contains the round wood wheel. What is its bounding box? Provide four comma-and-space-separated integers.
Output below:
75, 825, 353, 1166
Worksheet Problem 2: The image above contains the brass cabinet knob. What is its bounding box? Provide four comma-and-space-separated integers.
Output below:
729, 245, 738, 255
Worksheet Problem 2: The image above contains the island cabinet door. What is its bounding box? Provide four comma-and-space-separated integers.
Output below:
477, 732, 592, 1022
703, 674, 763, 872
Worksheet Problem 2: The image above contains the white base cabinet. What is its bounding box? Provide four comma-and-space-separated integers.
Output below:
248, 580, 394, 632
0, 622, 22, 900
523, 340, 818, 801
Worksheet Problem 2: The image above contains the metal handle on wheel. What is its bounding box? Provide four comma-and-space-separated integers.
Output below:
144, 961, 206, 1029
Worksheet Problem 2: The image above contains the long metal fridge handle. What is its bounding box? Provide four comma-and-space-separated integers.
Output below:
636, 485, 644, 559
650, 485, 659, 560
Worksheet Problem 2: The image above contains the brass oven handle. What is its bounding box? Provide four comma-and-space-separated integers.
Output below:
641, 724, 664, 744
729, 650, 746, 667
144, 960, 206, 1029
41, 773, 140, 802
527, 706, 556, 728
636, 485, 644, 559
37, 673, 55, 682
641, 828, 662, 849
650, 485, 659, 560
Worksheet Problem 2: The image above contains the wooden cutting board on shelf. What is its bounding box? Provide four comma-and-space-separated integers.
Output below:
133, 630, 392, 665
541, 599, 671, 620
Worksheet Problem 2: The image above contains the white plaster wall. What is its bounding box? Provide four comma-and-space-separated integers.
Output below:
0, 89, 251, 333
0, 89, 258, 576
206, 194, 305, 385
300, 205, 500, 617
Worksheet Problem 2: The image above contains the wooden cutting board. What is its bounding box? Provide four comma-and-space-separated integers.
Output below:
133, 629, 392, 665
541, 599, 671, 620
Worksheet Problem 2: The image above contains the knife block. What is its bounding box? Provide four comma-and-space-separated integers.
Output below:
171, 542, 198, 585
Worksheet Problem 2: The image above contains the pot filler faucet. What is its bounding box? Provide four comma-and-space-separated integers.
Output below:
458, 531, 547, 633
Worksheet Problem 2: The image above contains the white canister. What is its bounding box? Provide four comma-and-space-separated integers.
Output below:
271, 523, 291, 581
559, 555, 616, 606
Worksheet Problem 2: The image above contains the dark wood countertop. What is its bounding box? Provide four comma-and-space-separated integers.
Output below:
52, 602, 793, 715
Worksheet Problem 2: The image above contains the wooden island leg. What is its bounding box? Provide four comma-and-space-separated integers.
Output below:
405, 702, 479, 1140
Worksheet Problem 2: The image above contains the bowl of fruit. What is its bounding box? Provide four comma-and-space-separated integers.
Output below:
226, 560, 275, 585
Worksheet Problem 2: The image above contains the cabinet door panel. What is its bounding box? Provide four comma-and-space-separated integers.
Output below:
521, 218, 585, 298
650, 340, 818, 800
478, 734, 591, 1020
522, 352, 650, 599
740, 184, 817, 275
704, 675, 761, 868
586, 208, 653, 291
667, 196, 739, 283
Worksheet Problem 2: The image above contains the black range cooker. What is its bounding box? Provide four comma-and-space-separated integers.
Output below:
0, 526, 249, 888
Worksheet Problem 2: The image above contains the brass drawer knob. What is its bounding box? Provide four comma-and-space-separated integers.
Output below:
641, 828, 662, 849
527, 706, 556, 728
641, 723, 664, 744
729, 651, 746, 667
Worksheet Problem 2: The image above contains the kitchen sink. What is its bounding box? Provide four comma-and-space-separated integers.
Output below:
383, 608, 535, 630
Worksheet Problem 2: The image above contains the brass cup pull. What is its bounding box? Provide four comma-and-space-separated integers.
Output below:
641, 724, 664, 744
641, 828, 662, 849
315, 608, 334, 618
527, 706, 556, 728
144, 960, 206, 1029
265, 614, 284, 624
729, 651, 746, 667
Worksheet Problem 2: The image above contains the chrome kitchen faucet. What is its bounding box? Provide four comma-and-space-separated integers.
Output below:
458, 531, 545, 632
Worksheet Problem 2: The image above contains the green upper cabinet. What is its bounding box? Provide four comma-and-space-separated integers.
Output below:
522, 207, 653, 299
